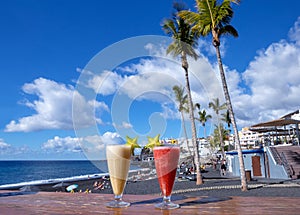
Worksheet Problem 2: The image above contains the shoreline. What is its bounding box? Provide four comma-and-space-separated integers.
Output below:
1, 167, 300, 197
0, 167, 154, 191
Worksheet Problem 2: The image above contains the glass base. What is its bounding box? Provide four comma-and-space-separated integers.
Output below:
155, 196, 180, 210
106, 200, 130, 208
106, 195, 130, 208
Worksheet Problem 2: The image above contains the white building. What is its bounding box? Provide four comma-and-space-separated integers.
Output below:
178, 137, 215, 162
238, 127, 262, 149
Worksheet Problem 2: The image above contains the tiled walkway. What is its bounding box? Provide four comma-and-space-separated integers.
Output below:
0, 191, 299, 215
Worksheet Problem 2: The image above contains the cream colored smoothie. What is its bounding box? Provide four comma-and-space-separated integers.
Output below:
106, 145, 131, 196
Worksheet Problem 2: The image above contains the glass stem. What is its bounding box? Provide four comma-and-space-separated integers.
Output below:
114, 194, 123, 202
163, 195, 171, 204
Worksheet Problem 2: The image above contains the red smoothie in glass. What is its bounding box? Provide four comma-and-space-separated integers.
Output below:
153, 146, 180, 197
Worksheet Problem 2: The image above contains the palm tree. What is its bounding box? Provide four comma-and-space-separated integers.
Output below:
210, 123, 230, 151
195, 103, 201, 137
221, 110, 232, 150
209, 98, 226, 158
195, 103, 212, 138
198, 109, 212, 138
179, 0, 247, 191
173, 85, 192, 155
209, 123, 228, 170
163, 2, 203, 185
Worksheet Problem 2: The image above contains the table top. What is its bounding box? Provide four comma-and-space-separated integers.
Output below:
1, 190, 300, 215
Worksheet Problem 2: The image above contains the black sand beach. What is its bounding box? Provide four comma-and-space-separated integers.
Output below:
6, 167, 300, 198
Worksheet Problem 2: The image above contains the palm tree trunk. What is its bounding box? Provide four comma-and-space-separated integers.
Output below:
215, 46, 247, 191
181, 111, 192, 156
181, 111, 196, 174
182, 53, 203, 185
217, 116, 225, 158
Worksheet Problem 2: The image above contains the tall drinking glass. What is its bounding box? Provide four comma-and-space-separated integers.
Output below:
106, 144, 131, 208
153, 145, 180, 210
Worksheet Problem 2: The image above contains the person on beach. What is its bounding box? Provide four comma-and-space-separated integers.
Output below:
212, 158, 217, 170
185, 167, 191, 175
221, 159, 227, 175
93, 177, 106, 190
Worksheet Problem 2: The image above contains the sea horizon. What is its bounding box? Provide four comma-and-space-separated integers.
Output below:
0, 160, 142, 189
0, 160, 105, 188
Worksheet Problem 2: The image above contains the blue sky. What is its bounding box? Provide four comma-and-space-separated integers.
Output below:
0, 0, 300, 160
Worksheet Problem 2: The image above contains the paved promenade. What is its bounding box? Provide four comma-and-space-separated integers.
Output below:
1, 190, 300, 215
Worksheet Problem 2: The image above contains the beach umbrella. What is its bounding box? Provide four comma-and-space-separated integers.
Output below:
66, 184, 78, 192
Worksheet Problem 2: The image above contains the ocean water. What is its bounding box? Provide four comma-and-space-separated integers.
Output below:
0, 160, 112, 188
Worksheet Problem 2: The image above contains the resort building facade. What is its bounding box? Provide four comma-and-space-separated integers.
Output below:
238, 127, 262, 149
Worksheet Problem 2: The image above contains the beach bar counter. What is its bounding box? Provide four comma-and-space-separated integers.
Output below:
1, 190, 300, 215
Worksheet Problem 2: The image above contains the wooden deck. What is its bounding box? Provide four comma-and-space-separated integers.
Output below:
0, 190, 299, 214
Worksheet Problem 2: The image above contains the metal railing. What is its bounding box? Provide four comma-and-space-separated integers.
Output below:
280, 152, 295, 178
269, 147, 282, 165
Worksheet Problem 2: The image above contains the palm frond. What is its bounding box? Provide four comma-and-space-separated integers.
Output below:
162, 18, 177, 36
180, 0, 239, 41
178, 10, 200, 25
166, 42, 180, 57
199, 109, 212, 126
209, 98, 226, 114
162, 7, 199, 60
224, 0, 241, 5
216, 1, 233, 25
219, 25, 238, 37
172, 85, 188, 112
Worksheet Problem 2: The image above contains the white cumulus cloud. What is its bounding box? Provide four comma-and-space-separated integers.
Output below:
289, 17, 300, 45
77, 132, 125, 160
87, 70, 127, 95
79, 17, 300, 132
0, 139, 31, 155
8, 17, 300, 135
0, 139, 11, 151
5, 78, 107, 132
112, 121, 133, 129
232, 17, 300, 127
41, 132, 125, 157
42, 136, 82, 153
